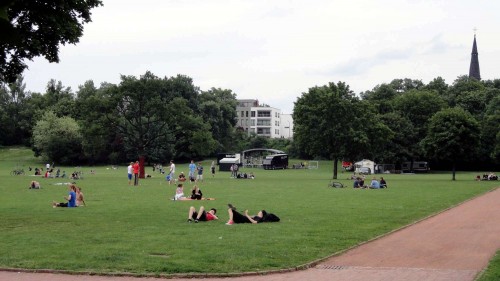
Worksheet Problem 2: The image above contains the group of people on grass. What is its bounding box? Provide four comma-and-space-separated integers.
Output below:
127, 161, 140, 186
353, 176, 387, 189
52, 183, 86, 208
41, 159, 281, 225
173, 184, 204, 201
187, 204, 280, 225
476, 172, 498, 181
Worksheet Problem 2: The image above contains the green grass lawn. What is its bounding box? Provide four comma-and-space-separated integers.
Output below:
0, 147, 498, 276
477, 251, 500, 281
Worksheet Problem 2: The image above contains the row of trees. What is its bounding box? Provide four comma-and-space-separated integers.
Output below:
293, 77, 500, 179
1, 72, 499, 180
0, 72, 244, 166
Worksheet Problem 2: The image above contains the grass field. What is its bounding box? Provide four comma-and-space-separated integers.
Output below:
0, 147, 498, 276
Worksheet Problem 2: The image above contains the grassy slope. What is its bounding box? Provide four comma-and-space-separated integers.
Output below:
0, 147, 498, 275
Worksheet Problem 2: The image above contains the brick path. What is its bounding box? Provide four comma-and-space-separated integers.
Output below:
2, 188, 499, 281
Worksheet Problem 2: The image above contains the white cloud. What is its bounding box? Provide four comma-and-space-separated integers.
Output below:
22, 0, 500, 113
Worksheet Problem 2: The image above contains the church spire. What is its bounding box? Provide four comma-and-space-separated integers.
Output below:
469, 32, 481, 80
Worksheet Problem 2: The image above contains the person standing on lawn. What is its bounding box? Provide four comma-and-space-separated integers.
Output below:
133, 161, 140, 186
188, 160, 196, 182
196, 162, 204, 182
169, 160, 176, 185
127, 162, 133, 185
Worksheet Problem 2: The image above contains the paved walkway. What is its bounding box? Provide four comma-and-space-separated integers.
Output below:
2, 188, 499, 281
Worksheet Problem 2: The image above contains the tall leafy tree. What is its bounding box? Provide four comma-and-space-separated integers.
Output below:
106, 72, 217, 174
74, 80, 123, 163
377, 112, 415, 164
424, 76, 448, 96
0, 75, 30, 144
198, 88, 238, 152
32, 111, 83, 164
444, 75, 484, 107
389, 78, 424, 92
392, 90, 447, 160
166, 97, 216, 160
422, 108, 480, 180
107, 72, 173, 176
294, 81, 387, 179
1, 0, 103, 83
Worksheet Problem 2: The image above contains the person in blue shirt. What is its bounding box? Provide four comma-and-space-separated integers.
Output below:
188, 160, 196, 182
52, 184, 77, 207
369, 177, 381, 189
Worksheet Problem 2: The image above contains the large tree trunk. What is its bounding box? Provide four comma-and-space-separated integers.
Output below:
139, 155, 146, 179
452, 161, 456, 181
333, 157, 338, 179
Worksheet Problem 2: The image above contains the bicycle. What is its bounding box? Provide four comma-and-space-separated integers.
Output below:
11, 168, 25, 176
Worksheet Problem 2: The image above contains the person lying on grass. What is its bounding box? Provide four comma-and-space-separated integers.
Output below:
225, 204, 280, 225
187, 206, 218, 223
52, 184, 77, 208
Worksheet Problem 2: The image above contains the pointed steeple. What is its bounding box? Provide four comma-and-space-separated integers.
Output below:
469, 34, 481, 80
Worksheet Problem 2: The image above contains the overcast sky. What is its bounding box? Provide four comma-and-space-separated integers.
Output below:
23, 0, 500, 113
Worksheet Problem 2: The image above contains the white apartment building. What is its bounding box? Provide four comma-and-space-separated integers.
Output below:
280, 114, 294, 139
236, 99, 293, 139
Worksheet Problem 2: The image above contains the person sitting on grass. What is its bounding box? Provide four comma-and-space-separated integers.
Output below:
353, 177, 360, 188
173, 184, 186, 200
76, 187, 86, 207
225, 204, 280, 225
187, 206, 218, 223
369, 177, 380, 189
178, 172, 187, 182
29, 181, 41, 189
358, 176, 367, 188
52, 184, 77, 208
190, 185, 203, 200
380, 177, 388, 188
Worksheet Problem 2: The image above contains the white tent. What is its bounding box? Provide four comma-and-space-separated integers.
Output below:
354, 159, 375, 174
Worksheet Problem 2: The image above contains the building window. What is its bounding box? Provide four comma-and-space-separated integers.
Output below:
241, 111, 244, 117
257, 128, 271, 135
251, 111, 255, 117
257, 111, 271, 117
257, 120, 271, 126
251, 119, 255, 126
246, 111, 248, 117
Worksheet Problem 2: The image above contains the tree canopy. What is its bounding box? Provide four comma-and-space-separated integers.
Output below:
0, 0, 103, 83
294, 81, 391, 179
422, 107, 480, 180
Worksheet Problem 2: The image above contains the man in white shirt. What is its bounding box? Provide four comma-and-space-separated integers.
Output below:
127, 162, 133, 185
169, 160, 176, 185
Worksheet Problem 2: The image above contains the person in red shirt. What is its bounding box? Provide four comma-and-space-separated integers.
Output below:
132, 161, 140, 186
187, 206, 218, 223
